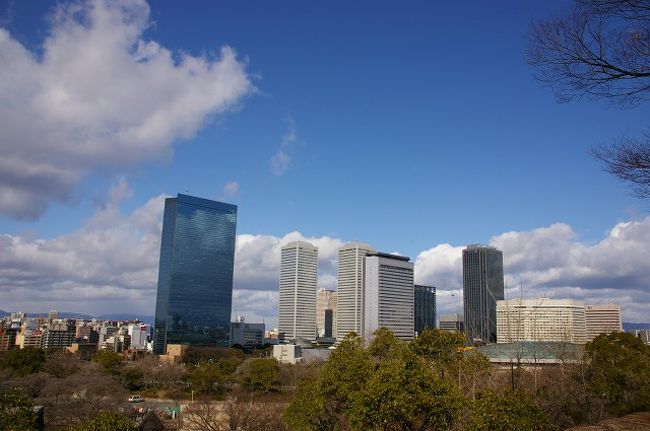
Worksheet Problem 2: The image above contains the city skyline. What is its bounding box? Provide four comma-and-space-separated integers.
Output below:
1, 0, 650, 328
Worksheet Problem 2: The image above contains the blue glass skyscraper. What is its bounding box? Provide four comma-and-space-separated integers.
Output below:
153, 194, 237, 354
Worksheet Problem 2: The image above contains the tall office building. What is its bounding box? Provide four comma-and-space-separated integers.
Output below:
278, 241, 318, 341
336, 242, 376, 339
153, 194, 237, 354
363, 252, 415, 341
316, 288, 337, 338
496, 298, 587, 344
463, 245, 504, 344
585, 304, 622, 341
414, 285, 436, 336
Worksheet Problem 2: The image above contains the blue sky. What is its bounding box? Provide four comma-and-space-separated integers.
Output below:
1, 0, 649, 324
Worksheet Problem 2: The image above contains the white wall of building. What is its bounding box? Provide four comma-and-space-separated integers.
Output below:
278, 241, 318, 341
336, 242, 375, 340
363, 253, 414, 342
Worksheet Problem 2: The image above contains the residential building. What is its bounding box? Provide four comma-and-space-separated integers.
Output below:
439, 313, 464, 332
0, 328, 17, 351
363, 252, 415, 341
16, 329, 43, 349
414, 285, 436, 336
463, 245, 504, 344
316, 288, 337, 338
153, 194, 237, 353
585, 304, 622, 341
278, 241, 318, 341
496, 298, 587, 344
336, 242, 376, 339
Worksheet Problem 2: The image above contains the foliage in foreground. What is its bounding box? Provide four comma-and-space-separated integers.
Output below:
0, 388, 37, 431
284, 329, 465, 431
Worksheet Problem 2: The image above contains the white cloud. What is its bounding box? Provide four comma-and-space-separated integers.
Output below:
0, 0, 253, 220
1, 187, 650, 323
415, 218, 650, 322
221, 181, 240, 198
269, 117, 297, 176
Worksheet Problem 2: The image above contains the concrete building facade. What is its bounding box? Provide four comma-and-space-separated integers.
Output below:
585, 304, 622, 341
336, 242, 375, 340
278, 241, 318, 341
439, 313, 464, 332
497, 298, 587, 344
316, 288, 337, 338
363, 252, 414, 341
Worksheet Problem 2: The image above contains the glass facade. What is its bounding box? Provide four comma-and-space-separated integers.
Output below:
414, 285, 436, 336
462, 245, 504, 345
153, 194, 237, 354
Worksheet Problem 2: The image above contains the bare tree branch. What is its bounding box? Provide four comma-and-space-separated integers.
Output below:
592, 133, 650, 198
528, 0, 650, 106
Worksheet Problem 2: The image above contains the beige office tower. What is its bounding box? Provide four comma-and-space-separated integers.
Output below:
585, 304, 622, 341
336, 242, 376, 340
316, 288, 337, 338
496, 298, 587, 344
278, 241, 318, 341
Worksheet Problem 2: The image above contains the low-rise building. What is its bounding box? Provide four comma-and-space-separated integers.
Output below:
585, 304, 622, 341
497, 298, 587, 344
272, 344, 302, 364
230, 319, 265, 348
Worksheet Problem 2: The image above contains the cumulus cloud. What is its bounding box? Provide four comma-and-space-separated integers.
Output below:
2, 186, 650, 323
269, 117, 297, 176
0, 0, 253, 220
415, 218, 650, 322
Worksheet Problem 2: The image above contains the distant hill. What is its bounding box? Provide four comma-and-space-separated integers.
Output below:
623, 322, 650, 331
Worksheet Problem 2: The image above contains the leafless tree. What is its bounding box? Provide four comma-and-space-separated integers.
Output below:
592, 133, 650, 197
182, 397, 286, 431
529, 0, 650, 198
528, 0, 650, 105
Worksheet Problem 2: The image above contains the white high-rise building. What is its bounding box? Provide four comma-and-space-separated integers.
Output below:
363, 252, 414, 342
316, 288, 337, 338
336, 242, 375, 340
497, 298, 587, 344
585, 304, 622, 341
278, 241, 318, 341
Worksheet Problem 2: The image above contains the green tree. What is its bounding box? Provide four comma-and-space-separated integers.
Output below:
584, 331, 650, 416
349, 330, 464, 431
410, 328, 464, 377
243, 358, 280, 393
188, 361, 229, 395
283, 380, 334, 431
285, 330, 464, 431
318, 333, 373, 423
468, 390, 557, 431
0, 347, 45, 377
93, 350, 122, 371
0, 388, 37, 431
65, 411, 137, 431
